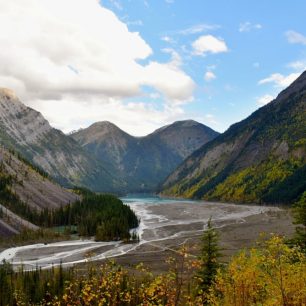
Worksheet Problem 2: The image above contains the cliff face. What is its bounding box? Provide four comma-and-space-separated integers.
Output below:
71, 120, 219, 192
0, 88, 118, 191
161, 71, 306, 204
0, 146, 79, 236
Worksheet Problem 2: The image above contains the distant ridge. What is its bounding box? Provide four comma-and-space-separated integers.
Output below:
0, 88, 219, 193
71, 119, 219, 192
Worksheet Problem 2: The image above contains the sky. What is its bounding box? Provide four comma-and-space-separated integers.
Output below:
0, 0, 305, 136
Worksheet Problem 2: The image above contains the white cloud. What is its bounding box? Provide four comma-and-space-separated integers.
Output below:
239, 22, 262, 33
0, 0, 195, 134
286, 30, 306, 45
204, 71, 216, 81
256, 94, 274, 106
287, 60, 306, 71
34, 97, 188, 136
165, 0, 174, 3
161, 35, 175, 43
258, 72, 300, 88
192, 35, 228, 56
179, 24, 220, 35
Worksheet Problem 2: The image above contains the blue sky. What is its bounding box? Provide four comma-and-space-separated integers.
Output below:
0, 0, 305, 135
102, 0, 306, 131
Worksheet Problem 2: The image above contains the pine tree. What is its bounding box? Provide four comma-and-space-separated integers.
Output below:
197, 218, 221, 301
293, 191, 306, 252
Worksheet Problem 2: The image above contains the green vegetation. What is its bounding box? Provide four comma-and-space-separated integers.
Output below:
196, 218, 221, 303
206, 158, 304, 204
48, 194, 139, 241
0, 152, 139, 243
0, 228, 70, 248
161, 76, 306, 205
262, 163, 306, 204
1, 192, 139, 242
292, 191, 306, 252
0, 261, 74, 306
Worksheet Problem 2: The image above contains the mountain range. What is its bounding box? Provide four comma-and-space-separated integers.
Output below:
0, 88, 218, 193
161, 71, 306, 204
71, 120, 218, 192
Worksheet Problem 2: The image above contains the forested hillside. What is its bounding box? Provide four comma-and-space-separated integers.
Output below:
162, 71, 306, 204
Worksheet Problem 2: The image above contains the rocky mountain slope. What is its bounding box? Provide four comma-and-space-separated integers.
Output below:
0, 88, 118, 192
0, 146, 79, 236
71, 120, 219, 192
161, 71, 306, 204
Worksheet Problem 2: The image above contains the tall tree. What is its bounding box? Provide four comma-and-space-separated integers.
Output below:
293, 191, 306, 252
197, 218, 221, 302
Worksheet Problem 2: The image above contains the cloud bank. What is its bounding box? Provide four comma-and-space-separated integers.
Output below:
0, 0, 195, 135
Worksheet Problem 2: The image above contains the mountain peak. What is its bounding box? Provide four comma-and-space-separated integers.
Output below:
276, 70, 306, 102
90, 121, 122, 131
0, 88, 19, 101
173, 119, 199, 126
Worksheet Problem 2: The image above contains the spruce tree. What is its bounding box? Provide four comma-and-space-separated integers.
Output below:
197, 217, 221, 300
293, 191, 306, 252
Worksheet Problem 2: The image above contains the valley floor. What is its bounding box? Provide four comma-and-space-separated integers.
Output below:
105, 203, 295, 272
0, 199, 295, 273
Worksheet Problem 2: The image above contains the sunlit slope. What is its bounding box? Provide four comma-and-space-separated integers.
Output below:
161, 71, 306, 204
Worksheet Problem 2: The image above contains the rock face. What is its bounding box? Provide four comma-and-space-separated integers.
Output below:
71, 120, 219, 192
161, 71, 306, 204
0, 88, 118, 191
0, 146, 79, 236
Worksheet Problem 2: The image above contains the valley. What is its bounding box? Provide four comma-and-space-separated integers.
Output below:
0, 196, 294, 271
0, 1, 305, 304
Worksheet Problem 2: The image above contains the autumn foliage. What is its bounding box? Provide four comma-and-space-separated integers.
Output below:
5, 235, 304, 305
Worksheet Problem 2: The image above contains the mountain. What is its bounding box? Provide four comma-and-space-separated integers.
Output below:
0, 88, 119, 192
161, 71, 306, 204
0, 146, 79, 237
71, 120, 219, 192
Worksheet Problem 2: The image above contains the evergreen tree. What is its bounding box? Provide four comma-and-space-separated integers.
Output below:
197, 218, 221, 302
293, 191, 306, 252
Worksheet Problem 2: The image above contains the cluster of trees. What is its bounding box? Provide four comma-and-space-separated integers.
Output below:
0, 261, 73, 305
292, 191, 306, 251
0, 172, 140, 242
206, 158, 305, 204
30, 193, 139, 241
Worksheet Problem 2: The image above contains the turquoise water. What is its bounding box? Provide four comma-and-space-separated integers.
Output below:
121, 194, 195, 205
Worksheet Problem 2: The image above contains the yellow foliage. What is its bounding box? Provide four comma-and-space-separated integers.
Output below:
12, 237, 306, 305
209, 236, 306, 306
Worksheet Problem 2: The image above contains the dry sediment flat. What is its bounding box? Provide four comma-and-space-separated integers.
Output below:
110, 202, 294, 273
